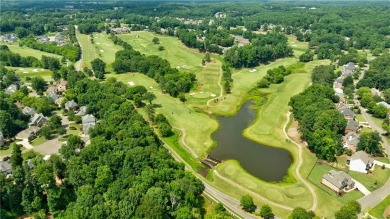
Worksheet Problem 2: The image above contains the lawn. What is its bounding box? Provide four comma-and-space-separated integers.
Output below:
287, 35, 309, 57
0, 42, 62, 59
6, 67, 53, 82
369, 195, 390, 219
91, 32, 122, 71
119, 31, 222, 104
348, 167, 390, 192
355, 113, 367, 123
0, 143, 25, 156
376, 157, 390, 164
107, 73, 218, 157
76, 31, 97, 69
307, 163, 364, 203
30, 136, 47, 146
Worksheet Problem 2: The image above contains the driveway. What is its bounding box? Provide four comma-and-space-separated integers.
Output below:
352, 179, 371, 195
33, 138, 63, 155
16, 139, 33, 150
374, 160, 390, 169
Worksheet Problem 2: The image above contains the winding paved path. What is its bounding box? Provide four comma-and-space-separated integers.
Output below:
282, 112, 318, 211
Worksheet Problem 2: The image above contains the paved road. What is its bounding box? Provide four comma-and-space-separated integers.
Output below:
353, 67, 390, 211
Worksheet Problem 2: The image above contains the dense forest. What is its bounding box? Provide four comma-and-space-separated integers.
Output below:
1, 70, 204, 218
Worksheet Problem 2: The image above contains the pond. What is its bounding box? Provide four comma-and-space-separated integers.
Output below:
208, 101, 293, 182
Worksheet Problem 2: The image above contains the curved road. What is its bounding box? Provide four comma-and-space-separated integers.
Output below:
282, 112, 318, 211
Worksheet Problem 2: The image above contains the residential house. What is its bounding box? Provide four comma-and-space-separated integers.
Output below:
341, 71, 352, 79
15, 126, 41, 141
82, 114, 96, 135
343, 132, 360, 151
43, 155, 51, 162
5, 84, 17, 95
322, 170, 355, 192
371, 88, 381, 97
76, 106, 87, 116
348, 151, 374, 173
65, 99, 78, 111
214, 12, 226, 19
22, 106, 36, 116
36, 35, 50, 44
343, 62, 355, 74
234, 35, 250, 47
334, 88, 344, 95
47, 92, 60, 102
336, 103, 349, 110
345, 119, 360, 133
0, 33, 18, 43
339, 108, 355, 119
334, 82, 343, 89
28, 113, 47, 127
335, 93, 346, 103
0, 132, 4, 146
57, 80, 67, 92
335, 77, 344, 84
0, 160, 12, 174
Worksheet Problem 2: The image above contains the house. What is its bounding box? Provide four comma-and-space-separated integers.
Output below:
371, 88, 381, 97
335, 93, 346, 103
335, 77, 344, 84
46, 85, 58, 94
76, 106, 87, 116
29, 113, 47, 127
22, 106, 36, 116
0, 33, 18, 43
82, 114, 96, 135
0, 160, 12, 174
345, 119, 360, 133
334, 82, 343, 89
65, 99, 78, 111
336, 103, 349, 110
341, 71, 352, 78
0, 132, 4, 146
322, 170, 355, 192
56, 80, 67, 92
339, 108, 355, 119
15, 126, 41, 141
5, 84, 17, 95
343, 132, 360, 151
334, 88, 343, 94
344, 62, 355, 73
43, 155, 51, 162
234, 35, 250, 47
215, 12, 226, 19
348, 151, 374, 173
47, 92, 60, 102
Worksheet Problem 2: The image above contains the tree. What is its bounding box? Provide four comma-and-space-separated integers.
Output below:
289, 207, 312, 219
91, 58, 106, 77
224, 81, 231, 94
299, 50, 314, 62
152, 37, 160, 44
260, 204, 273, 219
31, 76, 47, 92
204, 53, 211, 62
240, 195, 256, 213
178, 93, 186, 102
159, 123, 172, 137
145, 104, 155, 121
40, 125, 51, 139
11, 144, 23, 169
48, 115, 62, 130
384, 88, 390, 103
158, 46, 165, 51
357, 132, 382, 155
143, 92, 156, 104
335, 201, 361, 219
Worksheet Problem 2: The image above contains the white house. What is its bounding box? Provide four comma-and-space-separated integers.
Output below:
348, 151, 374, 173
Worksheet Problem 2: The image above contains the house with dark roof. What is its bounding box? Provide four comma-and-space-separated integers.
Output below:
15, 126, 41, 141
5, 84, 17, 95
345, 119, 360, 133
28, 113, 47, 127
339, 108, 355, 119
343, 62, 355, 74
322, 170, 355, 192
65, 100, 78, 111
348, 151, 374, 173
22, 106, 36, 116
343, 132, 360, 151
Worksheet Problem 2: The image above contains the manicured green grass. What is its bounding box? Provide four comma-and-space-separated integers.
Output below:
287, 35, 309, 57
355, 114, 367, 123
0, 143, 25, 156
348, 167, 390, 191
31, 136, 47, 146
91, 32, 121, 71
307, 163, 364, 203
119, 31, 222, 104
369, 195, 390, 219
107, 73, 218, 157
77, 31, 97, 69
6, 67, 53, 82
376, 157, 390, 164
161, 131, 204, 170
369, 115, 385, 130
0, 42, 62, 59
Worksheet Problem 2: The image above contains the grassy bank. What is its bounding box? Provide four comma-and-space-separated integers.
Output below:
0, 42, 62, 59
369, 195, 390, 219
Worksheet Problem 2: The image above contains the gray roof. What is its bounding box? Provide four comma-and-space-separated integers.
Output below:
82, 114, 95, 125
323, 170, 354, 189
345, 132, 360, 146
350, 151, 374, 165
22, 106, 36, 116
335, 93, 345, 99
0, 160, 12, 174
345, 62, 355, 70
76, 106, 87, 116
336, 103, 349, 110
342, 71, 352, 77
15, 126, 41, 140
336, 78, 344, 84
339, 108, 354, 116
5, 84, 17, 94
346, 119, 359, 131
377, 101, 390, 109
47, 92, 59, 101
65, 99, 78, 110
83, 123, 95, 135
29, 113, 47, 126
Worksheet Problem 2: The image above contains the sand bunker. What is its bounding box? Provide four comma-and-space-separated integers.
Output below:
249, 69, 257, 72
128, 81, 135, 86
211, 94, 216, 97
100, 50, 104, 52
32, 69, 39, 72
